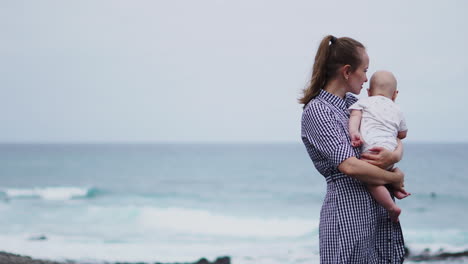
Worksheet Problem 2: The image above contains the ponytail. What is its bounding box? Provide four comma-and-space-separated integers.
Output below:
299, 35, 365, 107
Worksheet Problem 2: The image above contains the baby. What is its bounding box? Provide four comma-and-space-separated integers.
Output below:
348, 70, 410, 222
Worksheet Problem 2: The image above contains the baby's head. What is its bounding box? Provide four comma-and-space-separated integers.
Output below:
368, 71, 398, 101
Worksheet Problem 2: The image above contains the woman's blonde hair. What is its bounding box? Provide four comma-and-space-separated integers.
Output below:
299, 35, 365, 107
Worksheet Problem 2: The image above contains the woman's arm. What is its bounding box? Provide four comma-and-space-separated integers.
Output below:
360, 139, 404, 169
303, 102, 403, 189
338, 156, 404, 188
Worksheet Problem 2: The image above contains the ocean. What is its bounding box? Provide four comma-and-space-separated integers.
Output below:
0, 143, 467, 264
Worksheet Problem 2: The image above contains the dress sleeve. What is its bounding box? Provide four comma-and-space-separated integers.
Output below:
302, 103, 356, 169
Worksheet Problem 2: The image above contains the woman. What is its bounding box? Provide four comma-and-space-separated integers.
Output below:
300, 35, 406, 263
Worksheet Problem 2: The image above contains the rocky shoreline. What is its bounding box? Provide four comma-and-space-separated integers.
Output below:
2, 249, 468, 263
406, 248, 468, 262
0, 252, 230, 264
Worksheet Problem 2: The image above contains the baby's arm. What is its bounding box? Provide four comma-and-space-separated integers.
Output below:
398, 112, 408, 140
349, 109, 363, 147
397, 130, 407, 139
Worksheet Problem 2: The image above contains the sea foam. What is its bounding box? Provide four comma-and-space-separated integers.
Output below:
137, 206, 317, 237
2, 187, 97, 201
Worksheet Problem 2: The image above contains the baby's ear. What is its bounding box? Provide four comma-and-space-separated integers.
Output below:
392, 90, 399, 101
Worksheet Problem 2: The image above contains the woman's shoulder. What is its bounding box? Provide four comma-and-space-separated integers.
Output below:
345, 92, 359, 106
302, 97, 335, 122
304, 97, 332, 112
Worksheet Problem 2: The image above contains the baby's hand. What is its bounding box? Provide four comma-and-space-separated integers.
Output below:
350, 132, 363, 147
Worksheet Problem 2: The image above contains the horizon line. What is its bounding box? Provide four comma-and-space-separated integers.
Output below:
1, 140, 467, 145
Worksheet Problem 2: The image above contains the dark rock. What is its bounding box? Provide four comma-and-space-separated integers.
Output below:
407, 249, 468, 261
0, 252, 230, 264
194, 258, 209, 264
194, 257, 230, 264
212, 257, 230, 264
0, 251, 66, 264
29, 235, 47, 241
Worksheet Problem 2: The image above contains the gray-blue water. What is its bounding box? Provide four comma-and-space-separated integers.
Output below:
0, 143, 467, 263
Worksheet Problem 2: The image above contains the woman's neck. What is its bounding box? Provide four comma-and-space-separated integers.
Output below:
324, 79, 347, 99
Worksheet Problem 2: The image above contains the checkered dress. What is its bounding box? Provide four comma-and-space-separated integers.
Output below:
301, 90, 405, 263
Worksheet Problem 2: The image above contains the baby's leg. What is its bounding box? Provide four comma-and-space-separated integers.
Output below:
385, 165, 411, 200
367, 185, 401, 223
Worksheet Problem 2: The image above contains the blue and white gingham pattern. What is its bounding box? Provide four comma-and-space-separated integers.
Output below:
301, 89, 405, 263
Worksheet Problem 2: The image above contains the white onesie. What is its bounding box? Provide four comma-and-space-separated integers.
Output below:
349, 96, 407, 153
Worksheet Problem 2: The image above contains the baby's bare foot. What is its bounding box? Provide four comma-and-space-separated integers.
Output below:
394, 190, 411, 200
389, 206, 401, 223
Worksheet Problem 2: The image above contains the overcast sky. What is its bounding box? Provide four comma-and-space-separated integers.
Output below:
1, 0, 467, 143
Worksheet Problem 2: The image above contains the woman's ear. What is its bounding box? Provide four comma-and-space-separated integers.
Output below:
342, 64, 352, 80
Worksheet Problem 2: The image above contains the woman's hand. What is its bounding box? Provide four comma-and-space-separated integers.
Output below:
361, 140, 404, 169
360, 146, 397, 169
